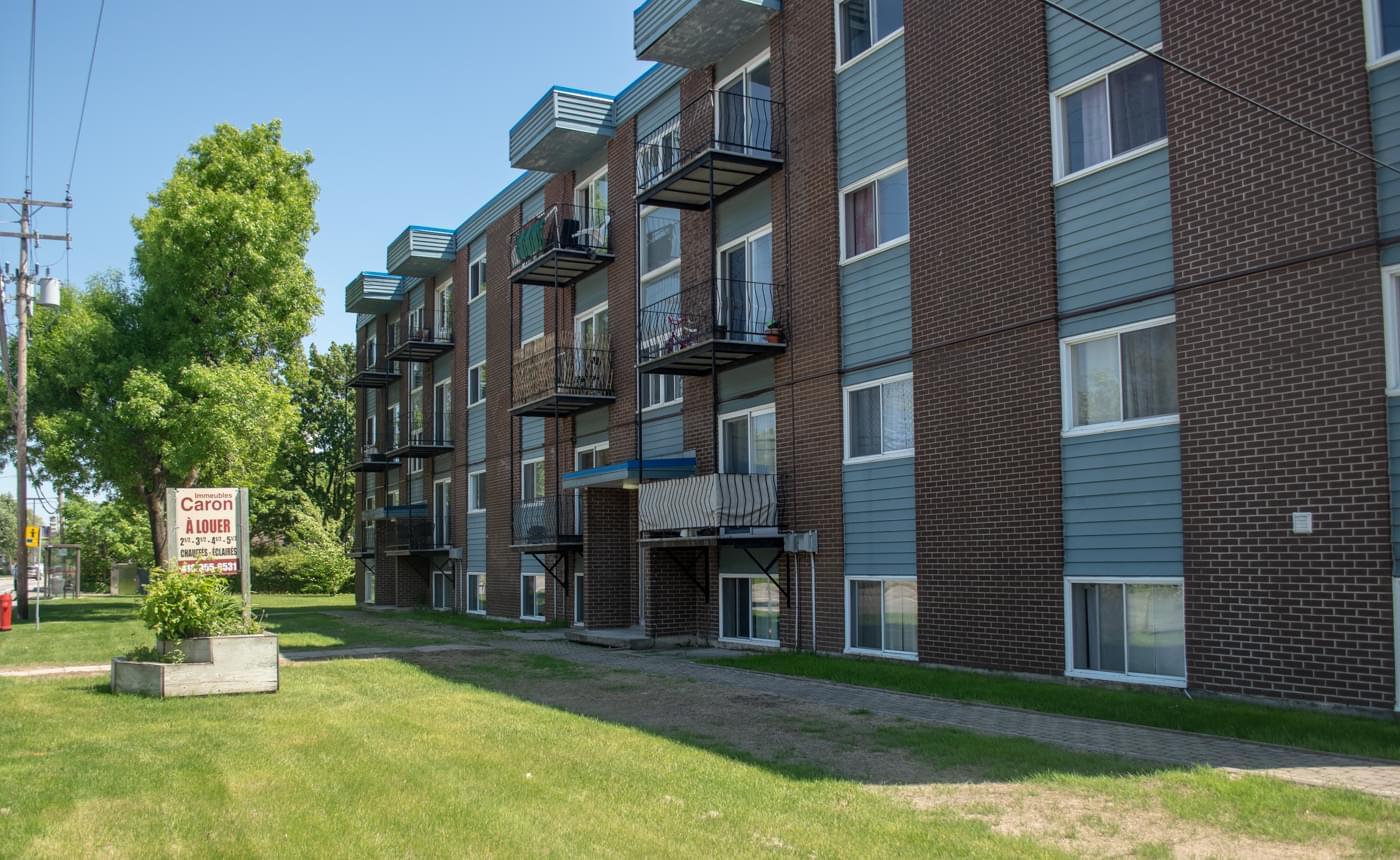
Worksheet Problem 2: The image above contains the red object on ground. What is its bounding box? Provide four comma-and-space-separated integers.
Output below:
0, 592, 11, 631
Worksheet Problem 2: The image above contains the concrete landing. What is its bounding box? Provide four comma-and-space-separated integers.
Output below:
565, 627, 656, 650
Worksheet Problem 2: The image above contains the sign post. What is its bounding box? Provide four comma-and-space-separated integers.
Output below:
165, 487, 251, 622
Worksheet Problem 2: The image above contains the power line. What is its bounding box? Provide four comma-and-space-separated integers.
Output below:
1040, 0, 1400, 179
66, 0, 106, 194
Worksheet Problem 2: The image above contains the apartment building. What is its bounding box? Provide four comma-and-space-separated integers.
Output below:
347, 0, 1400, 711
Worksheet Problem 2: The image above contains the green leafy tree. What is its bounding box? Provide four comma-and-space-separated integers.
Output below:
28, 121, 319, 565
60, 495, 153, 591
285, 343, 355, 542
0, 493, 16, 566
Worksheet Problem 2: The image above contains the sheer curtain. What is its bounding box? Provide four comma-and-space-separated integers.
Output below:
881, 378, 914, 452
846, 185, 877, 257
1063, 79, 1109, 173
1120, 323, 1177, 421
1109, 58, 1166, 155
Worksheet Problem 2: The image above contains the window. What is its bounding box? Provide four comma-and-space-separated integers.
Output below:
575, 169, 609, 249
575, 303, 608, 349
387, 488, 400, 508
1384, 267, 1400, 392
408, 303, 426, 338
721, 575, 780, 643
364, 568, 376, 604
1067, 579, 1185, 684
365, 334, 378, 366
468, 469, 486, 513
841, 163, 909, 261
466, 572, 486, 614
1055, 53, 1166, 181
435, 280, 453, 336
1368, 0, 1400, 64
433, 478, 452, 547
837, 0, 903, 66
637, 120, 681, 190
468, 251, 487, 302
408, 457, 424, 476
387, 403, 401, 449
717, 54, 773, 156
844, 373, 913, 462
433, 378, 452, 443
1061, 317, 1177, 433
574, 571, 585, 627
364, 415, 378, 451
574, 444, 609, 532
468, 362, 486, 407
717, 227, 774, 340
640, 207, 681, 278
720, 406, 776, 476
847, 577, 916, 658
521, 458, 545, 504
642, 373, 683, 410
431, 571, 455, 611
521, 573, 546, 620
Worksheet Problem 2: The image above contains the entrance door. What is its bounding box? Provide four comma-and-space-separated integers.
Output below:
718, 229, 773, 341
717, 56, 773, 155
433, 479, 452, 547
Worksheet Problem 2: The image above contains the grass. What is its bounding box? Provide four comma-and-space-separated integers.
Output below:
0, 660, 1059, 859
704, 652, 1400, 761
0, 594, 437, 667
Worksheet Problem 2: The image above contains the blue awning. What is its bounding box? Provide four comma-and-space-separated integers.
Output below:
562, 456, 696, 490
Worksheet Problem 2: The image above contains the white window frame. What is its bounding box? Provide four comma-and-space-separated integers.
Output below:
432, 477, 452, 547
520, 331, 545, 349
364, 414, 378, 450
386, 488, 400, 508
364, 567, 376, 604
842, 372, 914, 465
468, 250, 487, 303
1049, 48, 1168, 185
467, 361, 486, 407
833, 0, 905, 73
574, 167, 609, 245
638, 205, 682, 278
431, 570, 454, 611
641, 373, 683, 412
719, 573, 782, 646
838, 160, 911, 265
573, 569, 585, 627
1366, 0, 1400, 68
1059, 315, 1178, 437
574, 301, 609, 346
521, 457, 545, 505
1062, 575, 1187, 688
365, 334, 378, 366
573, 442, 610, 533
434, 279, 453, 336
466, 571, 486, 615
408, 457, 424, 476
468, 469, 487, 513
433, 377, 452, 442
408, 303, 426, 336
521, 572, 546, 621
715, 51, 772, 153
387, 403, 401, 449
718, 404, 777, 475
716, 225, 776, 333
843, 575, 917, 660
1384, 266, 1400, 394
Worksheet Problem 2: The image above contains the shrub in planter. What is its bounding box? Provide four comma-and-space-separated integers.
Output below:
135, 566, 261, 642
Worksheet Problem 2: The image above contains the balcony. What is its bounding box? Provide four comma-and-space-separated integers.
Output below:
512, 495, 581, 552
384, 320, 453, 363
386, 226, 456, 278
509, 87, 615, 172
386, 431, 453, 460
350, 524, 376, 558
348, 345, 400, 388
383, 517, 452, 557
349, 445, 399, 473
635, 89, 784, 209
639, 279, 785, 374
509, 203, 614, 287
511, 334, 615, 418
344, 272, 404, 315
638, 472, 781, 547
634, 0, 780, 69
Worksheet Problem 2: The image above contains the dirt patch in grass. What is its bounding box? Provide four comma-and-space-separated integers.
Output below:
404, 647, 1371, 857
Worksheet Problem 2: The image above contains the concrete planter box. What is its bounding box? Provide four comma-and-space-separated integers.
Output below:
110, 633, 279, 698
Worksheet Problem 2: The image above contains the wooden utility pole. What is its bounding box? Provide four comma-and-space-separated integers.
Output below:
0, 193, 72, 620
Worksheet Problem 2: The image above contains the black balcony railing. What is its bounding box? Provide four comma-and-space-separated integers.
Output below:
349, 345, 400, 387
351, 444, 398, 472
386, 431, 453, 459
351, 524, 376, 558
635, 89, 785, 206
383, 517, 452, 554
509, 203, 613, 286
512, 494, 581, 549
385, 320, 453, 362
638, 279, 784, 372
511, 336, 615, 416
638, 473, 782, 541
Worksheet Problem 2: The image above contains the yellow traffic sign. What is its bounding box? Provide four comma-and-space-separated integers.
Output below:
24, 525, 39, 548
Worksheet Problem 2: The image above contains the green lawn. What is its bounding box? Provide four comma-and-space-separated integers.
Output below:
705, 652, 1400, 761
0, 660, 1054, 858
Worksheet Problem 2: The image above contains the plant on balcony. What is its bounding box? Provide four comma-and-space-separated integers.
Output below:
765, 320, 783, 344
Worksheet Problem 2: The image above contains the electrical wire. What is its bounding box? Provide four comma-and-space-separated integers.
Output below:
66, 0, 106, 194
1040, 0, 1400, 179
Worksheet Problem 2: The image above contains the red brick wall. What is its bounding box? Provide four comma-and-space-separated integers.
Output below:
905, 0, 1064, 674
581, 488, 637, 628
1162, 0, 1391, 707
485, 207, 523, 618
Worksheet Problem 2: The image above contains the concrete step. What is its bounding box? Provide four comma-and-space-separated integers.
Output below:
565, 627, 656, 650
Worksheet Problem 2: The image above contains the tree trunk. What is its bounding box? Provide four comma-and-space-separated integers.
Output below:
145, 486, 167, 568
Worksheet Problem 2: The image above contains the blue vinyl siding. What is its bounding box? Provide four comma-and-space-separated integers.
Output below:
468, 404, 485, 466
521, 285, 545, 340
468, 298, 487, 366
1390, 397, 1400, 571
521, 418, 545, 452
1372, 60, 1400, 264
467, 513, 486, 570
1060, 294, 1174, 339
1045, 0, 1161, 91
841, 244, 911, 369
575, 270, 609, 313
844, 358, 912, 389
717, 180, 771, 247
1055, 146, 1174, 314
521, 555, 545, 576
843, 457, 915, 574
1062, 423, 1183, 576
642, 404, 684, 456
835, 35, 907, 188
635, 84, 682, 138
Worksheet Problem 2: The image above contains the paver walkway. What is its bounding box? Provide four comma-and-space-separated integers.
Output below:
486, 635, 1400, 799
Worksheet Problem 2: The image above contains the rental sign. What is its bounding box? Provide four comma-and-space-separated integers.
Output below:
166, 487, 249, 576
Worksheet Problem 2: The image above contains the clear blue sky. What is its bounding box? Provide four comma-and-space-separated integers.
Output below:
0, 0, 650, 505
0, 0, 651, 352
